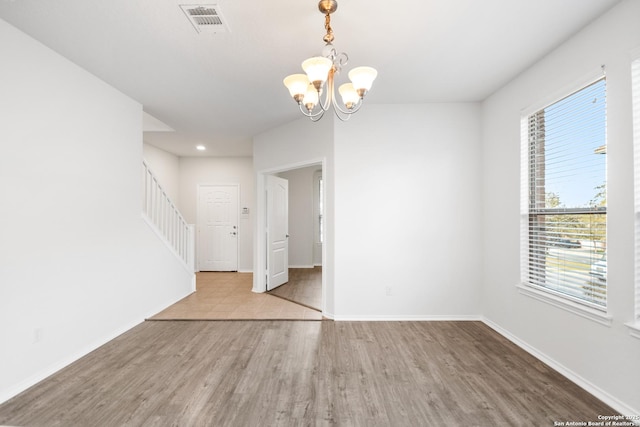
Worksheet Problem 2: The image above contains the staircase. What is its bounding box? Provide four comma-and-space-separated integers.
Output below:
142, 160, 195, 272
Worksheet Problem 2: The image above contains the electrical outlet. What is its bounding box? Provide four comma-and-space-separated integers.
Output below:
33, 328, 43, 344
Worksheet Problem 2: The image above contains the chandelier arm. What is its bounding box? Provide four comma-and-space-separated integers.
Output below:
298, 102, 325, 119
316, 68, 336, 112
309, 110, 326, 122
331, 96, 364, 116
329, 95, 356, 121
317, 91, 331, 113
332, 108, 352, 122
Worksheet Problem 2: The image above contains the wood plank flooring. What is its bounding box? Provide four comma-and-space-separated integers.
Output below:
0, 321, 616, 426
268, 267, 322, 311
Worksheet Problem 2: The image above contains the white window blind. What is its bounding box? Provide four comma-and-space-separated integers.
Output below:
633, 56, 640, 322
524, 78, 607, 309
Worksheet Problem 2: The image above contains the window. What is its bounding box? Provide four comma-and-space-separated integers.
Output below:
522, 77, 607, 309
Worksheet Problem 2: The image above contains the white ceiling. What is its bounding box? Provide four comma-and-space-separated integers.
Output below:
0, 0, 621, 157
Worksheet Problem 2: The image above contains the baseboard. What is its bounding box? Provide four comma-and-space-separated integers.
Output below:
0, 287, 194, 406
332, 314, 483, 321
237, 269, 253, 274
322, 311, 335, 320
289, 265, 315, 269
0, 318, 144, 405
145, 288, 194, 319
482, 317, 640, 420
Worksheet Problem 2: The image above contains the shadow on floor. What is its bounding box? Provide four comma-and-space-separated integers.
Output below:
268, 267, 322, 312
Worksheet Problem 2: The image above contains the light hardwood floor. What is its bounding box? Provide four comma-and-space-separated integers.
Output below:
0, 321, 615, 426
268, 267, 322, 311
150, 272, 322, 320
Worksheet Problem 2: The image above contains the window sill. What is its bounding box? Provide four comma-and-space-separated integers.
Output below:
625, 322, 640, 340
517, 284, 613, 327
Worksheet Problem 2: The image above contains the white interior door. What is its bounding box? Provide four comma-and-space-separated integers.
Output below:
198, 185, 238, 271
266, 175, 289, 290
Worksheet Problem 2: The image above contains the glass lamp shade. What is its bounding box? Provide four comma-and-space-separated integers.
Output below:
348, 66, 378, 93
302, 85, 319, 111
302, 56, 333, 86
338, 83, 359, 109
283, 74, 310, 101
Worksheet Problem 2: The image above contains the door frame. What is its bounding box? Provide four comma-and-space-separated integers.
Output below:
312, 169, 323, 267
196, 183, 240, 272
253, 158, 327, 314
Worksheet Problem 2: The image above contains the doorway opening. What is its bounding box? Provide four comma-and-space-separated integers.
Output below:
255, 160, 326, 314
266, 166, 323, 311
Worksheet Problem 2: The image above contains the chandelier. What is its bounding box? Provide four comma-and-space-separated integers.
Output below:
283, 0, 378, 122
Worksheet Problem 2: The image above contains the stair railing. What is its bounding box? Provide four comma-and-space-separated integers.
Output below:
142, 160, 194, 271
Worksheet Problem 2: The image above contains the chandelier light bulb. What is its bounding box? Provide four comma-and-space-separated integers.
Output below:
338, 83, 359, 110
302, 56, 333, 90
283, 74, 310, 103
303, 85, 319, 111
348, 66, 378, 96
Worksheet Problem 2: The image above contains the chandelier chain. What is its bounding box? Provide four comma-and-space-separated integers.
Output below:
323, 13, 334, 43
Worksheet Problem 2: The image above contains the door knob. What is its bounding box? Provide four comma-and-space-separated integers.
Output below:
230, 231, 237, 236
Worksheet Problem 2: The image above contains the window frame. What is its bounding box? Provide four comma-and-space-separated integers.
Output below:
519, 70, 612, 326
629, 49, 640, 339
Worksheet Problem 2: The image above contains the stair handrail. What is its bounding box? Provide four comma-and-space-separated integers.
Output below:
142, 160, 194, 271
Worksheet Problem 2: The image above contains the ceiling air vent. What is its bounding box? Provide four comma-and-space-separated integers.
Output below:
180, 4, 229, 34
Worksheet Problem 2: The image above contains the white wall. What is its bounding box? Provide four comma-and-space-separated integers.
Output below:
0, 19, 194, 403
254, 106, 482, 319
333, 104, 483, 319
142, 142, 180, 202
178, 156, 254, 272
278, 166, 321, 268
481, 0, 640, 414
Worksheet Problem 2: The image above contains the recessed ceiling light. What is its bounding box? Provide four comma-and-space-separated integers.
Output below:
196, 145, 206, 151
